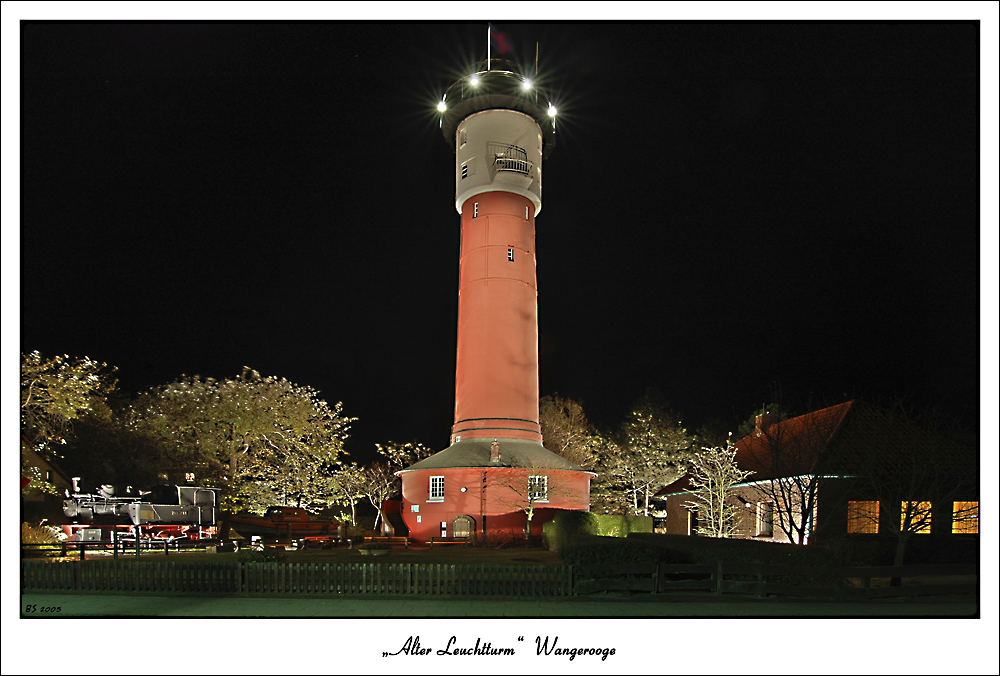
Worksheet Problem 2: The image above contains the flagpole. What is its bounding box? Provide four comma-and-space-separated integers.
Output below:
487, 24, 491, 69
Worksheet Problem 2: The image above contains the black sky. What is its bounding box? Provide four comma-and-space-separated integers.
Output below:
19, 21, 981, 460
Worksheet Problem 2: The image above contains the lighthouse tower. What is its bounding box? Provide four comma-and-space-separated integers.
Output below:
396, 53, 594, 543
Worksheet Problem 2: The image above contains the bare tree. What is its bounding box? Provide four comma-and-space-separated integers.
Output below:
358, 462, 397, 533
738, 408, 842, 545
845, 404, 978, 568
331, 462, 368, 525
487, 466, 577, 542
539, 394, 599, 468
682, 444, 754, 538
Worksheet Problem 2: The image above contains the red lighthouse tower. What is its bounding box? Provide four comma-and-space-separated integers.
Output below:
397, 54, 594, 543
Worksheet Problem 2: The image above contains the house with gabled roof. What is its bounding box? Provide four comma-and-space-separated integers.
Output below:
656, 400, 978, 546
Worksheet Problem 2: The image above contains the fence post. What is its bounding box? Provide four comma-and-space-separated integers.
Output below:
652, 562, 659, 594
714, 560, 723, 594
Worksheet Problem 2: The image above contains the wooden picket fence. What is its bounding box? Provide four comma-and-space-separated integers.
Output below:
573, 561, 978, 600
21, 559, 976, 600
21, 560, 572, 597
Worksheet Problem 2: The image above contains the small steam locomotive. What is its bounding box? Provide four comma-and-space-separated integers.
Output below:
61, 479, 222, 543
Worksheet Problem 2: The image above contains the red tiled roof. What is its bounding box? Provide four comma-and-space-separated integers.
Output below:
732, 400, 855, 479
657, 400, 855, 495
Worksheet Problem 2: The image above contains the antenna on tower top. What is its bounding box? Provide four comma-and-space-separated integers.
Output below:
487, 24, 491, 70
535, 41, 539, 76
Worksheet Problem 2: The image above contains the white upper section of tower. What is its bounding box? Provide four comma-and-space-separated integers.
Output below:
454, 109, 543, 216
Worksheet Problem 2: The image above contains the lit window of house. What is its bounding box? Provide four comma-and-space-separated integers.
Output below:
528, 475, 548, 502
429, 476, 445, 502
756, 502, 774, 537
901, 500, 932, 534
847, 500, 879, 534
952, 501, 979, 534
185, 472, 195, 483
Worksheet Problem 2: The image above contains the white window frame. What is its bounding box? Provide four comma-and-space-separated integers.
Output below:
428, 475, 445, 502
507, 247, 514, 261
528, 475, 548, 503
473, 202, 479, 218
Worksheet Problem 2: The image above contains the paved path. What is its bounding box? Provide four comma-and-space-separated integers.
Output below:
19, 592, 978, 618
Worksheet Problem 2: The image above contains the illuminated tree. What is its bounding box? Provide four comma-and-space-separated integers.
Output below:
126, 366, 355, 512
682, 444, 753, 538
20, 350, 116, 495
375, 440, 436, 470
331, 462, 368, 525
588, 435, 635, 514
348, 441, 437, 531
358, 461, 398, 533
606, 394, 694, 516
539, 394, 599, 468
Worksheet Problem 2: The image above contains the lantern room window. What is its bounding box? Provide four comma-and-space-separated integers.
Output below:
429, 476, 445, 502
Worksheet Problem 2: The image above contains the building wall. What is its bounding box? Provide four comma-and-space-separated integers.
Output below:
399, 466, 590, 542
451, 190, 542, 444
659, 477, 978, 544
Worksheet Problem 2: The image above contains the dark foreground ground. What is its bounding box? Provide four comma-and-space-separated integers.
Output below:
20, 591, 977, 618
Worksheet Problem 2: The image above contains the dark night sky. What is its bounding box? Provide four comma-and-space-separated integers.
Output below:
19, 21, 982, 461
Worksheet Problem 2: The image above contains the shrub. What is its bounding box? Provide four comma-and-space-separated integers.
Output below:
542, 510, 598, 552
592, 513, 653, 537
21, 521, 62, 545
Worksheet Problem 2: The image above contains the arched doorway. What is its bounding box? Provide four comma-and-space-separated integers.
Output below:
451, 514, 475, 540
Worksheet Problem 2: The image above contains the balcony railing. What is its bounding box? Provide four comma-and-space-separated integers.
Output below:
489, 142, 532, 176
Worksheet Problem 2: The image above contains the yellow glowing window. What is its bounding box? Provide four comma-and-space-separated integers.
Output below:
952, 501, 979, 534
901, 501, 932, 534
847, 500, 879, 534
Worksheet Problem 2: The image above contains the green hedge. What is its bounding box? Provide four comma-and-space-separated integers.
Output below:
542, 511, 654, 552
592, 513, 653, 537
542, 511, 598, 552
